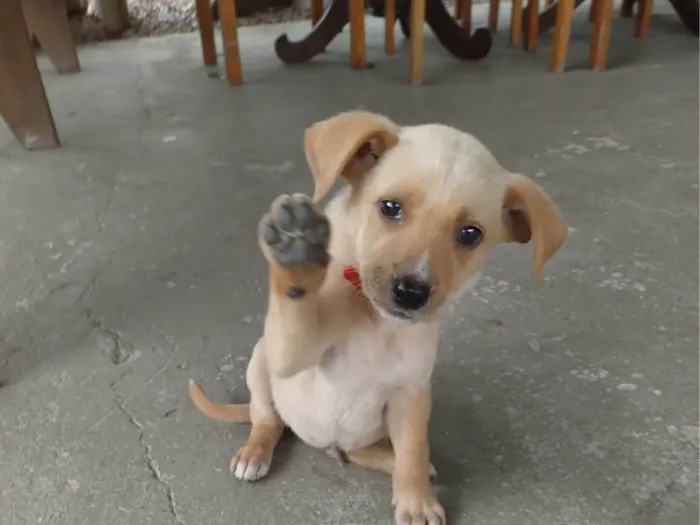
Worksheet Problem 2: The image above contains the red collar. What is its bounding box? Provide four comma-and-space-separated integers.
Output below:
343, 265, 362, 292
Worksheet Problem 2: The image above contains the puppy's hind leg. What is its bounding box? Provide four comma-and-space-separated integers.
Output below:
231, 339, 285, 482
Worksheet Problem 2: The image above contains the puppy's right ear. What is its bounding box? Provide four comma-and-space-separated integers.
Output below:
304, 111, 399, 202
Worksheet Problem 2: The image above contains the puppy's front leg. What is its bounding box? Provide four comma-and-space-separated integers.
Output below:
388, 387, 445, 525
260, 193, 331, 378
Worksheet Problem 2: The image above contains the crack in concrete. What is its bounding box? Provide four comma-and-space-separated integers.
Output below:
116, 395, 186, 525
86, 308, 135, 364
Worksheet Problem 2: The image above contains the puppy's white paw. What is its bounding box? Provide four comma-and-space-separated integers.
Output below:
393, 486, 446, 525
230, 443, 272, 482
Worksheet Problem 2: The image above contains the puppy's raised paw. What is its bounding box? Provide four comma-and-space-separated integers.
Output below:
230, 442, 273, 482
259, 193, 330, 268
393, 486, 446, 525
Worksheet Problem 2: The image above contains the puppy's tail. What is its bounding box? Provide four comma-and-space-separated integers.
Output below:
188, 379, 251, 423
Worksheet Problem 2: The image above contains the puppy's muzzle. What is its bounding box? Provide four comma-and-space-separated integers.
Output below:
391, 274, 431, 311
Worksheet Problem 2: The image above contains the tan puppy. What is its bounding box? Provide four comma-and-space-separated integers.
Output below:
189, 111, 567, 525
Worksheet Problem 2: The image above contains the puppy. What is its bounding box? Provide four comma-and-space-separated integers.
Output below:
189, 111, 567, 525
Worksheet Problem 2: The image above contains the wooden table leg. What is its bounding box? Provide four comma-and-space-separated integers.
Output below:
550, 0, 574, 72
488, 0, 500, 29
0, 0, 59, 149
589, 0, 613, 69
311, 0, 324, 25
525, 0, 540, 50
349, 0, 365, 68
410, 0, 426, 84
195, 0, 217, 65
634, 0, 653, 37
218, 0, 242, 84
22, 0, 80, 74
510, 0, 524, 45
385, 0, 397, 54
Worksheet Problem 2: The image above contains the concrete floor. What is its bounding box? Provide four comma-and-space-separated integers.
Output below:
0, 7, 698, 525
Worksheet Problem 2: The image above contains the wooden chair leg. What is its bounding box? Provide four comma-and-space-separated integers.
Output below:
385, 0, 396, 55
589, 0, 599, 20
311, 0, 324, 25
510, 0, 523, 45
458, 0, 473, 33
634, 0, 653, 37
550, 0, 574, 72
488, 0, 500, 30
525, 0, 539, 50
218, 0, 243, 84
589, 0, 613, 70
0, 0, 59, 149
349, 0, 365, 69
409, 0, 426, 85
620, 0, 636, 17
195, 0, 217, 65
21, 0, 80, 74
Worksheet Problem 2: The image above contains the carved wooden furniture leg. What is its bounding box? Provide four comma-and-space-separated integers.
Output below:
22, 0, 80, 74
311, 0, 324, 25
349, 0, 366, 68
634, 0, 653, 37
510, 0, 524, 45
525, 0, 540, 50
385, 0, 397, 54
195, 0, 217, 66
218, 0, 242, 84
488, 0, 500, 29
589, 0, 613, 70
424, 0, 493, 59
0, 0, 59, 149
620, 0, 636, 17
550, 0, 574, 71
275, 0, 348, 63
409, 0, 426, 84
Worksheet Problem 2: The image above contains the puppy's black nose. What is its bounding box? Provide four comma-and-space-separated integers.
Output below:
391, 275, 431, 311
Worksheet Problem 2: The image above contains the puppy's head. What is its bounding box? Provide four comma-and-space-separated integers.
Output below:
305, 111, 567, 323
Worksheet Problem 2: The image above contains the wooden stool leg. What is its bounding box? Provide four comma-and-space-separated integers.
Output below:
589, 0, 613, 70
525, 0, 539, 50
550, 0, 574, 72
409, 0, 426, 85
488, 0, 500, 30
385, 0, 396, 55
311, 0, 324, 25
634, 0, 653, 37
0, 0, 59, 149
21, 0, 80, 74
349, 0, 366, 68
510, 0, 523, 46
620, 0, 636, 17
218, 0, 243, 84
195, 0, 217, 65
459, 0, 473, 33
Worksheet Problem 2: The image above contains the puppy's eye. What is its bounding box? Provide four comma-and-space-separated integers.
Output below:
457, 225, 483, 247
379, 200, 403, 220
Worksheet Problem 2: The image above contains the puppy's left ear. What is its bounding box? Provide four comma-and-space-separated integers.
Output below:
304, 111, 399, 202
502, 173, 568, 280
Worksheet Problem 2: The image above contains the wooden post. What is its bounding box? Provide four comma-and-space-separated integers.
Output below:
0, 0, 59, 149
195, 0, 217, 66
634, 0, 653, 37
525, 0, 539, 50
550, 0, 574, 72
349, 0, 366, 69
219, 0, 243, 84
510, 0, 523, 45
22, 0, 80, 74
409, 0, 426, 85
589, 0, 613, 70
488, 0, 500, 30
385, 0, 396, 55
